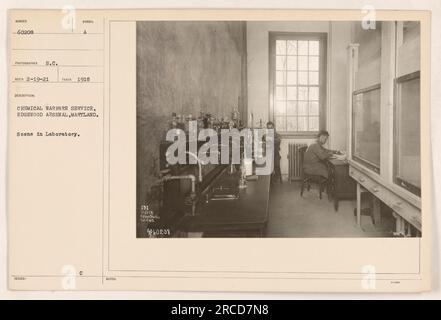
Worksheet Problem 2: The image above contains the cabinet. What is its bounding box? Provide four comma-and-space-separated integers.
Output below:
327, 159, 356, 211
347, 22, 422, 235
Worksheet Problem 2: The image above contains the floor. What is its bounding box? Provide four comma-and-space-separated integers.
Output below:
266, 180, 396, 238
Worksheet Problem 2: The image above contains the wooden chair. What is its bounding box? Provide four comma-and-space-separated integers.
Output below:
299, 146, 328, 199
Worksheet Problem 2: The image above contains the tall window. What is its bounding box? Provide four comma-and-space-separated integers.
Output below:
269, 33, 327, 134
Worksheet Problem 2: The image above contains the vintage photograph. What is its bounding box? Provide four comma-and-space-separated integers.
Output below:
136, 20, 421, 238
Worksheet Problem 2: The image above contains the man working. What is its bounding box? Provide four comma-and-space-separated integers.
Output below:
303, 130, 340, 179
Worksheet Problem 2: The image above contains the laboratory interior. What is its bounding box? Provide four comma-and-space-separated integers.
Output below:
136, 21, 422, 238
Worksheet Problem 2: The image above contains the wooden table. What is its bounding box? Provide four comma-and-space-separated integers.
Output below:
327, 158, 357, 211
178, 171, 271, 237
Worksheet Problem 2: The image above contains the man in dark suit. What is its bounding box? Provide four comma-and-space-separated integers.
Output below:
266, 121, 282, 183
303, 130, 340, 179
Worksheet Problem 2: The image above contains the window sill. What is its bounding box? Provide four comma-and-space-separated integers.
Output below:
278, 132, 318, 139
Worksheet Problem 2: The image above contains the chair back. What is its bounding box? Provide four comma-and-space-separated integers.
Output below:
298, 145, 308, 177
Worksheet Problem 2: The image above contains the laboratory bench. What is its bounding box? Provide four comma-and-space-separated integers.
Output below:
176, 168, 271, 237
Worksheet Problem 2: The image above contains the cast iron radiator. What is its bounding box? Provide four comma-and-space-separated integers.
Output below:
288, 142, 308, 182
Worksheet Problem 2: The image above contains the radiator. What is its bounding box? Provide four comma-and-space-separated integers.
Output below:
288, 143, 308, 182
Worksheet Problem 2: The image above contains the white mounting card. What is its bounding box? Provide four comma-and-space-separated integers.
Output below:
7, 9, 431, 292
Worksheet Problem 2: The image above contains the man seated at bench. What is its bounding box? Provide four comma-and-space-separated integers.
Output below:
303, 130, 340, 179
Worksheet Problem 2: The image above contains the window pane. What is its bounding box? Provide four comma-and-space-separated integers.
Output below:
287, 86, 297, 100
287, 40, 297, 55
287, 101, 297, 115
298, 56, 308, 70
275, 101, 286, 115
298, 101, 308, 115
353, 88, 381, 169
276, 71, 286, 85
276, 86, 286, 100
309, 71, 319, 85
276, 40, 286, 55
287, 117, 298, 131
276, 56, 286, 70
275, 116, 286, 131
272, 37, 323, 134
309, 87, 319, 100
298, 72, 308, 85
395, 76, 420, 192
298, 41, 308, 55
309, 101, 319, 116
403, 21, 420, 44
298, 87, 308, 100
287, 71, 297, 85
298, 117, 308, 131
287, 56, 297, 70
354, 23, 382, 81
309, 41, 319, 55
309, 116, 319, 131
309, 56, 319, 70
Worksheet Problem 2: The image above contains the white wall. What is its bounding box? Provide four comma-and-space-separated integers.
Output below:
247, 21, 352, 175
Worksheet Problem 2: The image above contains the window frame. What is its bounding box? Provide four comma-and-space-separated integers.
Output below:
351, 83, 381, 174
268, 32, 327, 137
393, 70, 421, 197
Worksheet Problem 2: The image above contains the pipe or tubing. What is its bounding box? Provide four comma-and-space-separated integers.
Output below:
185, 151, 203, 182
218, 142, 239, 174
